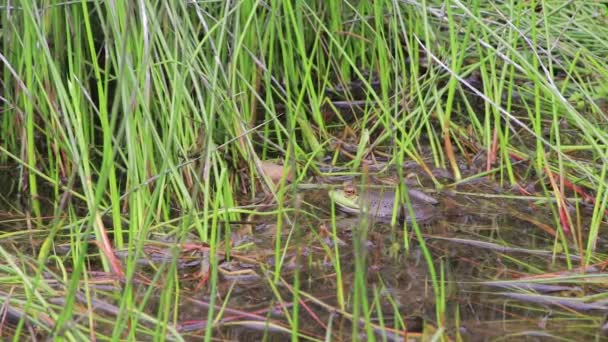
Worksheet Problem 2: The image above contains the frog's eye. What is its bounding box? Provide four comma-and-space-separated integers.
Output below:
344, 185, 356, 197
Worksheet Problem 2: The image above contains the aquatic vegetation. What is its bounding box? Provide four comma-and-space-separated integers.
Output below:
1, 0, 608, 340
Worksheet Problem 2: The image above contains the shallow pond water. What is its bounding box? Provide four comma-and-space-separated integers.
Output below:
161, 180, 607, 341
1, 170, 607, 341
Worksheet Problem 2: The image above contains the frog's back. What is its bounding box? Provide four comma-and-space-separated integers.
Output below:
362, 189, 437, 222
363, 190, 398, 218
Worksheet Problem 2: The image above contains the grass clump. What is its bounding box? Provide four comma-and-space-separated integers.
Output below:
1, 0, 608, 340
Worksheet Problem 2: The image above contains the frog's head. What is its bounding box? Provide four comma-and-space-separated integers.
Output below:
328, 185, 361, 214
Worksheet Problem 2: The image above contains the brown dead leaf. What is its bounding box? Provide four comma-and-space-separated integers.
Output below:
259, 160, 293, 185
